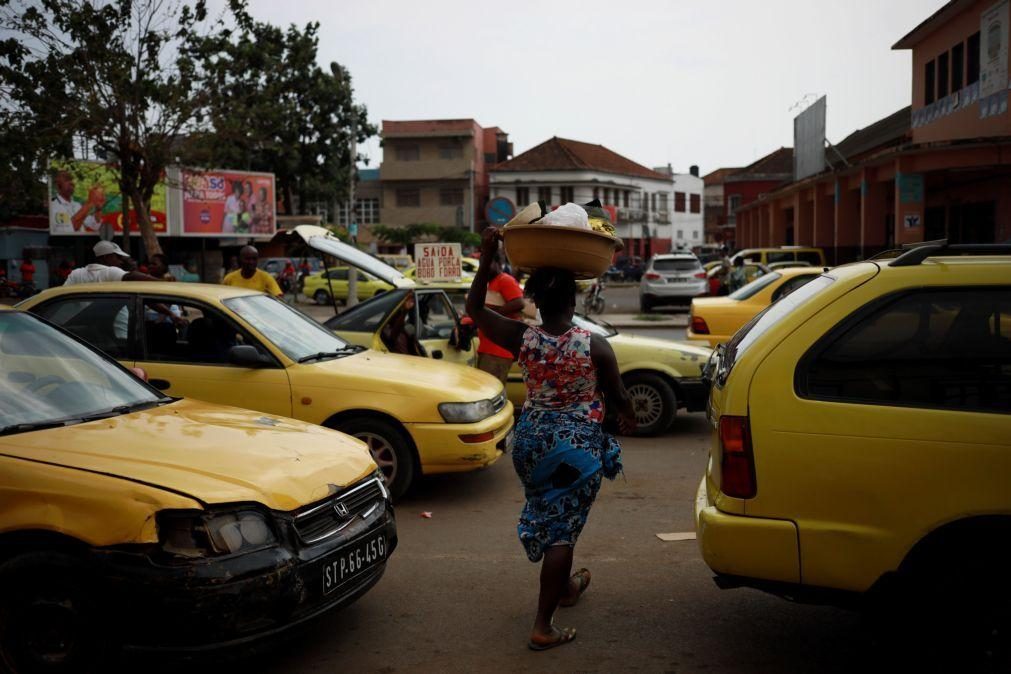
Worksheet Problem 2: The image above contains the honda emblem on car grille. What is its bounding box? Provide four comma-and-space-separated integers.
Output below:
334, 501, 349, 518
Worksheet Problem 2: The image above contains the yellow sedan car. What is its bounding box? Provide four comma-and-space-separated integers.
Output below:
687, 266, 823, 347
0, 308, 394, 666
327, 288, 713, 436
302, 267, 392, 305
20, 282, 512, 499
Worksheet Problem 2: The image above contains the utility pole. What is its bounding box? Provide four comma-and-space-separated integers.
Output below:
468, 160, 475, 232
347, 109, 359, 307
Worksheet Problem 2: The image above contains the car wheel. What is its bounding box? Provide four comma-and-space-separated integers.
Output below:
334, 418, 415, 501
623, 372, 676, 436
639, 295, 654, 313
0, 552, 109, 674
313, 290, 330, 305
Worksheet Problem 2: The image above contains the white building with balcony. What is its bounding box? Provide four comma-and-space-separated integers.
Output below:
489, 137, 703, 258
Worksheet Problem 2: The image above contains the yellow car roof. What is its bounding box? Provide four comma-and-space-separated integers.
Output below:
27, 282, 262, 303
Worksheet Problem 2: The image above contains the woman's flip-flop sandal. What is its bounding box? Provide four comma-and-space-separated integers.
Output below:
528, 626, 577, 651
559, 568, 591, 607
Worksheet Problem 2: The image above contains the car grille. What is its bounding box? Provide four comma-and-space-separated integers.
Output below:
491, 391, 507, 414
292, 477, 387, 545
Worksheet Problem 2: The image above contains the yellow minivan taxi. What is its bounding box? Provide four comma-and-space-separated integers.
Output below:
0, 309, 395, 667
694, 243, 1010, 658
731, 246, 825, 267
19, 281, 512, 499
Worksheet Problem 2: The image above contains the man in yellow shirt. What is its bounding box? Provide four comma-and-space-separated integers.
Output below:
223, 245, 283, 296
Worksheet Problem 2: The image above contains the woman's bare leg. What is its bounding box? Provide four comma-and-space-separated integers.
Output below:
532, 545, 574, 638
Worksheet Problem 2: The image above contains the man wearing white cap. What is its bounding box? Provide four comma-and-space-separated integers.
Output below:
65, 241, 160, 285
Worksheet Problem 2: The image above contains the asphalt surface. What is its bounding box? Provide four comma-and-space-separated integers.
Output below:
139, 414, 878, 674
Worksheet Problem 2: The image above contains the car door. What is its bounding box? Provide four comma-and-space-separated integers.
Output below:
413, 289, 474, 366
133, 296, 293, 417
32, 294, 138, 369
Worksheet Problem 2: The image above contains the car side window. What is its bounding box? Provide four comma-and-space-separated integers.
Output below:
795, 251, 823, 266
801, 288, 1011, 413
140, 299, 263, 366
325, 291, 405, 333
328, 269, 349, 281
772, 275, 817, 302
34, 296, 134, 360
766, 251, 793, 264
415, 292, 457, 340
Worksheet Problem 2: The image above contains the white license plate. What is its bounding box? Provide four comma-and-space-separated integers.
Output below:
503, 429, 515, 452
322, 532, 386, 595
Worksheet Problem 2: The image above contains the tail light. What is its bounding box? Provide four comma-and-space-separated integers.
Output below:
691, 315, 710, 334
719, 416, 756, 498
644, 272, 662, 281
694, 272, 706, 279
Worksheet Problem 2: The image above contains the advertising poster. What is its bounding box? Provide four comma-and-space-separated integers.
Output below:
180, 169, 276, 236
981, 0, 1009, 98
48, 159, 168, 236
414, 243, 463, 282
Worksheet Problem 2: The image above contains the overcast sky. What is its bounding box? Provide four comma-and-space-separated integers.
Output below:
245, 0, 946, 175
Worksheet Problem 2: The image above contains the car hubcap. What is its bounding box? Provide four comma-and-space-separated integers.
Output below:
356, 432, 397, 485
627, 384, 663, 427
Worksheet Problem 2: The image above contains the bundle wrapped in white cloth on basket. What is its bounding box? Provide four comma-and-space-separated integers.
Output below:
501, 200, 623, 280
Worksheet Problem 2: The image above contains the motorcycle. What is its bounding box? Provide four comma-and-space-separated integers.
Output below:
582, 278, 606, 315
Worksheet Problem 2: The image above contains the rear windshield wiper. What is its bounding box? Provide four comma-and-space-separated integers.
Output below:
297, 347, 362, 363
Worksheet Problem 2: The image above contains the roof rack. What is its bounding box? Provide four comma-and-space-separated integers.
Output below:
888, 239, 1011, 267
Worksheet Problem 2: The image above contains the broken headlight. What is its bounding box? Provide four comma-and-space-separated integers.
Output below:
158, 508, 278, 559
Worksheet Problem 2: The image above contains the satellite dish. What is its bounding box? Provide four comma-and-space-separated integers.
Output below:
99, 223, 114, 241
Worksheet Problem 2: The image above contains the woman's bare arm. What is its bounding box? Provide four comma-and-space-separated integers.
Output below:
465, 227, 527, 356
590, 333, 636, 434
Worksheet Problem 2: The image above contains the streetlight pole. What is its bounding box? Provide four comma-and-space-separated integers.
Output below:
347, 110, 359, 307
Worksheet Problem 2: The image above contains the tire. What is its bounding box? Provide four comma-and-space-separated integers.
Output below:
313, 289, 330, 305
639, 295, 654, 313
622, 372, 676, 436
333, 417, 416, 501
0, 552, 110, 673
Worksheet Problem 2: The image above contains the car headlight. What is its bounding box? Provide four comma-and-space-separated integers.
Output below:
157, 508, 278, 560
438, 398, 497, 423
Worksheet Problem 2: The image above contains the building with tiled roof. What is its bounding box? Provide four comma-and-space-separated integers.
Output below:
490, 137, 703, 256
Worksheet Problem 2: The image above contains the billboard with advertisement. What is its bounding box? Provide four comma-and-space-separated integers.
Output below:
180, 169, 276, 236
48, 160, 168, 236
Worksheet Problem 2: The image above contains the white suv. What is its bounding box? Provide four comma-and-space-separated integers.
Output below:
639, 253, 707, 312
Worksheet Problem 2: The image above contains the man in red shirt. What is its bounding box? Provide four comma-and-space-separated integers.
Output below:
19, 254, 35, 286
476, 252, 525, 384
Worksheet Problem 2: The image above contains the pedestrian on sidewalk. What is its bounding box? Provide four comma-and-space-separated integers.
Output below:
65, 241, 161, 285
222, 245, 282, 297
466, 226, 636, 652
473, 251, 525, 384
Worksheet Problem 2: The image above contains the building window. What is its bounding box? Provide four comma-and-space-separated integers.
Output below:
623, 190, 630, 207
538, 186, 552, 203
643, 191, 650, 211
439, 143, 464, 159
677, 230, 684, 240
925, 59, 936, 105
396, 189, 420, 207
651, 193, 657, 212
674, 192, 687, 212
693, 230, 699, 240
937, 51, 949, 98
690, 194, 701, 213
968, 31, 981, 85
440, 188, 464, 206
339, 197, 379, 226
395, 144, 420, 161
593, 187, 600, 200
727, 195, 741, 213
952, 42, 964, 91
560, 186, 574, 203
516, 186, 530, 205
658, 193, 669, 211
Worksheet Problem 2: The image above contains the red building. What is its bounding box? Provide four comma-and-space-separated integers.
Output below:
736, 0, 1011, 262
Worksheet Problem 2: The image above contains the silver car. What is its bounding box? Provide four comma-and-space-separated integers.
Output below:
639, 253, 707, 312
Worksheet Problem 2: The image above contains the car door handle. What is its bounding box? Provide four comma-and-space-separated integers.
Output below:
149, 378, 171, 391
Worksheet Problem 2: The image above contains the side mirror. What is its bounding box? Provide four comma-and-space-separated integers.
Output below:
228, 344, 270, 368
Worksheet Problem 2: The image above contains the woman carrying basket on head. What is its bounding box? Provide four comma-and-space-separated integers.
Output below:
467, 226, 636, 651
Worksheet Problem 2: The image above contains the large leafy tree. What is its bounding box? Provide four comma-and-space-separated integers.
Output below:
0, 0, 224, 256
190, 11, 374, 216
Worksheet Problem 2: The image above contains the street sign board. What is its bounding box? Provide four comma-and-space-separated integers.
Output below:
793, 96, 827, 181
485, 197, 516, 226
415, 243, 462, 282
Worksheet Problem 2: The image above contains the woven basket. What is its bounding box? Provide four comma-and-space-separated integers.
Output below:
502, 224, 622, 280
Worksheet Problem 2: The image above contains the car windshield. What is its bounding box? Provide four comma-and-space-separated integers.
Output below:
725, 275, 836, 373
0, 312, 166, 434
224, 294, 352, 361
729, 271, 783, 300
572, 314, 617, 337
653, 258, 700, 272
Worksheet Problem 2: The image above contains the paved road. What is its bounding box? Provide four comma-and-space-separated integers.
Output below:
144, 415, 875, 674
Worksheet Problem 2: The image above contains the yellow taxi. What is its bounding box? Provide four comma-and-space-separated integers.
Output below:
302, 267, 392, 305
695, 242, 1010, 651
20, 237, 513, 501
327, 293, 712, 436
731, 246, 826, 267
0, 308, 395, 666
687, 267, 823, 347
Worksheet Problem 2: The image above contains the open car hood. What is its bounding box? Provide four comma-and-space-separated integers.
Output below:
278, 225, 413, 288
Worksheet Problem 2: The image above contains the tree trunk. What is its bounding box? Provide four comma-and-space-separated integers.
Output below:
128, 188, 163, 257
283, 181, 294, 217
